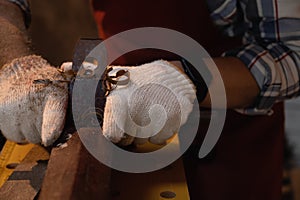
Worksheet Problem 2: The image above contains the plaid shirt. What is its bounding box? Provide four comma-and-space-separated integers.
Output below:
207, 0, 300, 115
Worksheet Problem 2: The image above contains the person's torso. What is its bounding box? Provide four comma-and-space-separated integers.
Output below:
92, 0, 241, 64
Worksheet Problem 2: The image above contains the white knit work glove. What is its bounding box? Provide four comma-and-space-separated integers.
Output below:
103, 60, 196, 145
0, 55, 69, 146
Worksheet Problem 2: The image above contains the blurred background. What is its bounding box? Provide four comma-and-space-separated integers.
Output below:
28, 0, 98, 66
285, 99, 300, 200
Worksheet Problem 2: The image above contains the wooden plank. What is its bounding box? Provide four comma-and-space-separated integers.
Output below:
40, 129, 189, 200
39, 130, 111, 200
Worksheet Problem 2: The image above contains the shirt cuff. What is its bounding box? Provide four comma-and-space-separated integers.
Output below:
224, 42, 300, 115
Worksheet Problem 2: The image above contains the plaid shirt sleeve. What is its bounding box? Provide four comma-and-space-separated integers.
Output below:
225, 42, 300, 115
206, 0, 245, 37
207, 0, 300, 115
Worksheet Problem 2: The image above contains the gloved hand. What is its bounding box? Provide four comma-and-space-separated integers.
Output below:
103, 60, 196, 145
0, 55, 70, 146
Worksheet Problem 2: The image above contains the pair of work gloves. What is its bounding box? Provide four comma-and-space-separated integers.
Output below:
0, 55, 196, 146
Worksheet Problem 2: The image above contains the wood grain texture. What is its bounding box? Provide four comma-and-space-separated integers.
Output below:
39, 131, 111, 200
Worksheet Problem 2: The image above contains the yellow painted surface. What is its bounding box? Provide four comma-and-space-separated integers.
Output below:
0, 141, 36, 187
111, 135, 190, 200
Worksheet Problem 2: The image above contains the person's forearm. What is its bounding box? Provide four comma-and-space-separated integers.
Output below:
200, 57, 260, 109
172, 57, 260, 109
0, 0, 32, 67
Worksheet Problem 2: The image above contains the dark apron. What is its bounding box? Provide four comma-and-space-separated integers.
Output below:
92, 1, 284, 199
